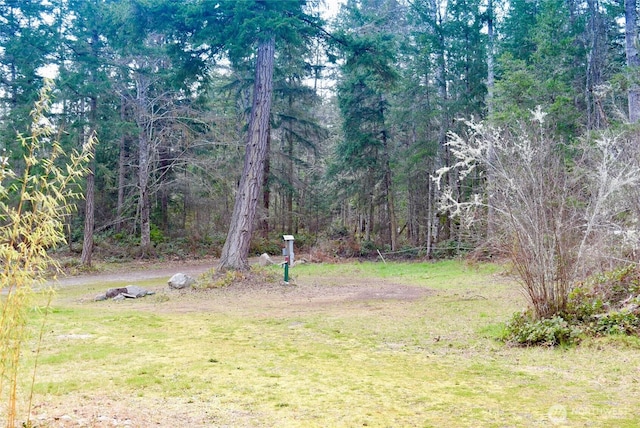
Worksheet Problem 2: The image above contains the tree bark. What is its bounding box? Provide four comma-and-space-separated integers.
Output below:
486, 0, 497, 240
80, 30, 100, 266
116, 95, 127, 233
80, 161, 95, 266
136, 74, 152, 255
262, 128, 271, 239
380, 95, 397, 251
285, 91, 295, 233
625, 0, 640, 123
435, 8, 451, 241
219, 37, 275, 271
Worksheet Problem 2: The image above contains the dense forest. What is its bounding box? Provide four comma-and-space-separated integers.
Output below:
1, 0, 639, 268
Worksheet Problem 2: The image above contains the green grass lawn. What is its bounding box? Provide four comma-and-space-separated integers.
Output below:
17, 260, 640, 427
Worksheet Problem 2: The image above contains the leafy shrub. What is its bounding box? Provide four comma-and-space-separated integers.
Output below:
564, 286, 604, 323
359, 240, 377, 257
593, 310, 640, 335
328, 224, 349, 239
150, 224, 165, 244
588, 264, 640, 308
503, 265, 640, 347
504, 312, 582, 346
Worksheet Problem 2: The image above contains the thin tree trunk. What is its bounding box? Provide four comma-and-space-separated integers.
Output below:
80, 96, 97, 266
138, 127, 151, 254
136, 75, 152, 255
285, 90, 295, 233
219, 37, 275, 271
486, 0, 497, 240
80, 162, 95, 265
384, 160, 397, 251
625, 0, 640, 123
435, 10, 451, 241
380, 95, 397, 251
116, 95, 126, 233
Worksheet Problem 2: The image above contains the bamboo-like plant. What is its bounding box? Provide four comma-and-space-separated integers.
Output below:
0, 80, 95, 427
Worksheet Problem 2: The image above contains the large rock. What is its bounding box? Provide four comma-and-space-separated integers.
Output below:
94, 285, 155, 301
105, 287, 128, 299
125, 285, 155, 298
168, 273, 195, 289
258, 253, 274, 266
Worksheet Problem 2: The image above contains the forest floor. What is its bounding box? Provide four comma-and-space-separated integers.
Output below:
17, 259, 640, 427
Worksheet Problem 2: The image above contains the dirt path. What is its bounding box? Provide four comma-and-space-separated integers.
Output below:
53, 258, 218, 288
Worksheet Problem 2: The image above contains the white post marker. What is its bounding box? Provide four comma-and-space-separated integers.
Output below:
282, 235, 295, 283
282, 235, 295, 265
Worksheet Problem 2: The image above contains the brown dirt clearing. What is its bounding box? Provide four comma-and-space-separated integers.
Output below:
56, 258, 432, 316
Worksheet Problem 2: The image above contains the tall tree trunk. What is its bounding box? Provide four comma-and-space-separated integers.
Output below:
136, 74, 152, 255
80, 148, 95, 266
116, 95, 126, 233
80, 99, 98, 265
380, 95, 397, 251
383, 156, 397, 251
586, 0, 606, 129
219, 37, 275, 271
285, 91, 295, 233
625, 0, 640, 123
80, 159, 95, 266
286, 121, 294, 234
80, 30, 100, 266
435, 10, 451, 241
486, 0, 497, 240
138, 127, 151, 254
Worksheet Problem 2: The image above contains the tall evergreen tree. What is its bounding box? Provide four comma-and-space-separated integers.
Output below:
55, 0, 116, 266
215, 0, 322, 270
625, 0, 640, 122
330, 0, 401, 250
0, 1, 53, 147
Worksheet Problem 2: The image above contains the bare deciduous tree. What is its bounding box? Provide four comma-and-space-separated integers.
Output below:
434, 107, 640, 318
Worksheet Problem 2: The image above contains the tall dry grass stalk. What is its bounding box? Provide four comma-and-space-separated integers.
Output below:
0, 80, 95, 427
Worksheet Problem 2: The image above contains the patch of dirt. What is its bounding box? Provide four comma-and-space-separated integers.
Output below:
53, 257, 218, 287
30, 394, 242, 427
59, 258, 433, 316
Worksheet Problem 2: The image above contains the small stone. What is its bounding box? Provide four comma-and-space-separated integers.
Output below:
105, 287, 128, 299
258, 253, 274, 266
94, 293, 107, 301
168, 273, 195, 289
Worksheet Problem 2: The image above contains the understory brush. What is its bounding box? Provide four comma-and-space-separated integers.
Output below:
505, 264, 640, 346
